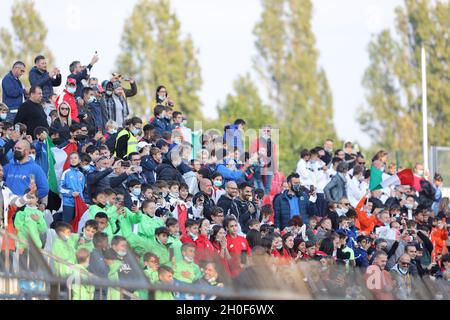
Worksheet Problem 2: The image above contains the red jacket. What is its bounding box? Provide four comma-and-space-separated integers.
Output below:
56, 89, 79, 122
431, 227, 448, 261
212, 241, 232, 276
180, 234, 215, 264
355, 196, 383, 236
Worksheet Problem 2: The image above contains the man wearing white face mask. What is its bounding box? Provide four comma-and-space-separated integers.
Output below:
0, 103, 9, 122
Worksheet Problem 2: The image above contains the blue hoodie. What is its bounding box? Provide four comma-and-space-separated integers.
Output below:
60, 167, 86, 207
34, 140, 49, 176
3, 158, 49, 199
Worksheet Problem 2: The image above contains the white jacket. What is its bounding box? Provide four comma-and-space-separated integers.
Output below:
347, 176, 367, 207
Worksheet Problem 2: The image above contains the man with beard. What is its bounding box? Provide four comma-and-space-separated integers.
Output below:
230, 182, 258, 234
273, 173, 318, 230
217, 181, 239, 217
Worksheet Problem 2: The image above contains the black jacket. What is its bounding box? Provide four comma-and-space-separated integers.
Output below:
51, 118, 71, 142
230, 197, 258, 234
217, 194, 234, 216
155, 162, 185, 184
28, 66, 62, 101
14, 100, 49, 137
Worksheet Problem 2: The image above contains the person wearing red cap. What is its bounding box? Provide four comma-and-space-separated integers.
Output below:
55, 78, 79, 123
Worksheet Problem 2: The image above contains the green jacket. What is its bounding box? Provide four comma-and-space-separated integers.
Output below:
107, 260, 122, 300
76, 236, 95, 252
155, 281, 175, 300
109, 207, 143, 251
138, 214, 164, 240
173, 257, 202, 284
14, 206, 47, 250
143, 238, 172, 267
51, 234, 79, 277
89, 204, 115, 243
89, 204, 115, 220
71, 264, 95, 300
137, 268, 160, 300
167, 234, 183, 262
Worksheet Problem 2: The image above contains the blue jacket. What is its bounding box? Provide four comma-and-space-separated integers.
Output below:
151, 117, 171, 135
140, 155, 158, 185
34, 141, 49, 176
87, 100, 107, 130
216, 163, 246, 184
354, 247, 369, 269
273, 190, 317, 230
336, 227, 358, 250
60, 167, 85, 207
28, 66, 62, 101
224, 125, 243, 153
1, 71, 25, 111
3, 158, 49, 199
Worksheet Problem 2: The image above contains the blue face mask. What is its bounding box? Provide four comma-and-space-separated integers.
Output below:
82, 165, 91, 171
213, 180, 222, 187
292, 184, 301, 192
67, 86, 76, 94
0, 113, 7, 120
131, 128, 140, 136
88, 96, 96, 103
132, 188, 141, 196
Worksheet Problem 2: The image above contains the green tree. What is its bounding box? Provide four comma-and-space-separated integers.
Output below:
217, 73, 276, 129
253, 0, 338, 173
115, 0, 202, 121
0, 0, 54, 95
358, 0, 449, 165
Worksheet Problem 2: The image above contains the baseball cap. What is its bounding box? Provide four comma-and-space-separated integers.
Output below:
66, 77, 76, 85
137, 141, 150, 152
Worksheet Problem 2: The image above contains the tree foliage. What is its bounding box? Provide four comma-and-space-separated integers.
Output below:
253, 0, 338, 173
115, 0, 203, 121
0, 0, 54, 93
358, 0, 449, 165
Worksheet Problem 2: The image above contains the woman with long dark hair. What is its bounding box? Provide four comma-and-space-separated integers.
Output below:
209, 224, 231, 275
155, 85, 174, 107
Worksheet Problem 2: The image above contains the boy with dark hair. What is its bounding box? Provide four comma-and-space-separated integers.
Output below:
166, 217, 183, 262
94, 212, 113, 243
128, 179, 143, 208
77, 219, 98, 252
14, 193, 48, 253
138, 199, 165, 240
173, 243, 202, 284
52, 222, 79, 277
33, 126, 49, 175
155, 265, 175, 300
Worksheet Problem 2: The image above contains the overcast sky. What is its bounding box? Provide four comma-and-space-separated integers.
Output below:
0, 0, 404, 148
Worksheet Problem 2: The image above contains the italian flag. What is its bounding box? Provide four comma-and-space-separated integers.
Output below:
46, 136, 62, 212
45, 138, 78, 212
369, 165, 383, 191
381, 169, 414, 188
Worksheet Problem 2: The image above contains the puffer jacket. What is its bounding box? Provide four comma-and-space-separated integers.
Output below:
273, 190, 318, 230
